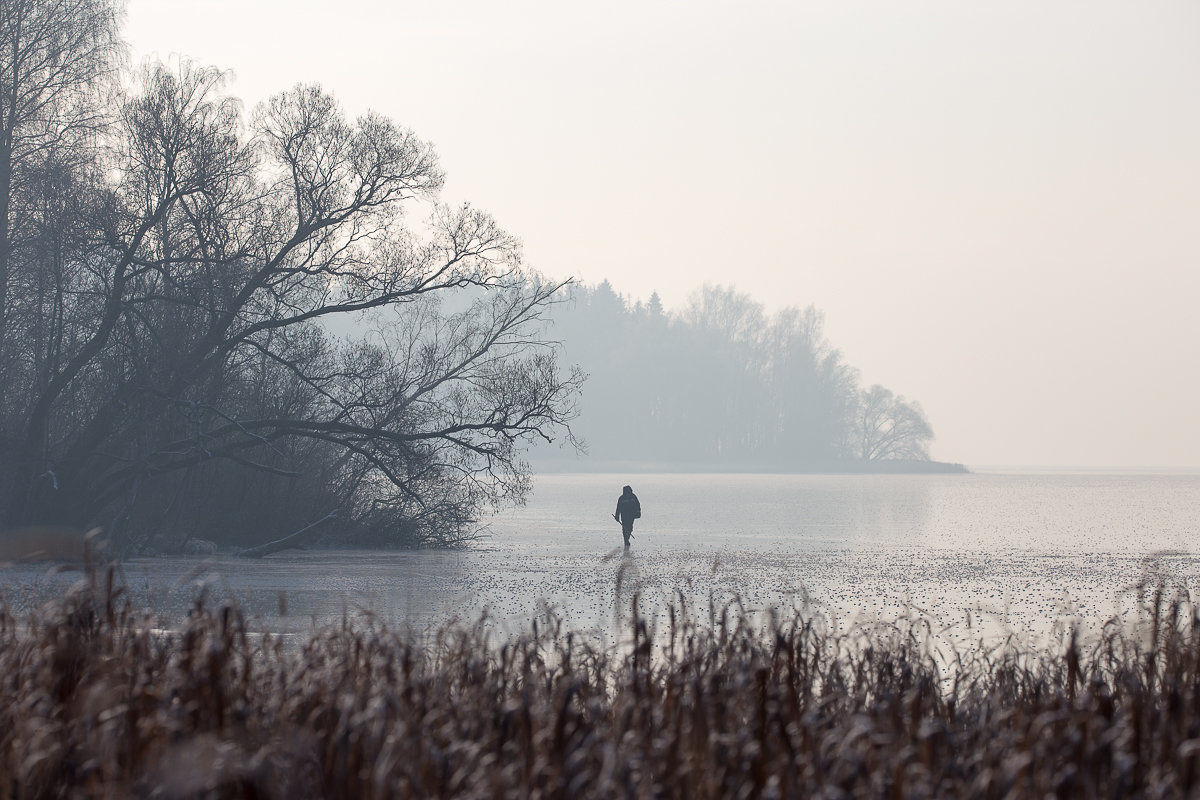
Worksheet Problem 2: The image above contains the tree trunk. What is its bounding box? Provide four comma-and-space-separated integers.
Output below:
0, 134, 13, 413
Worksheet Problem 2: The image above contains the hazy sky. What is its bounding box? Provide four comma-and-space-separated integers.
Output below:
123, 1, 1200, 468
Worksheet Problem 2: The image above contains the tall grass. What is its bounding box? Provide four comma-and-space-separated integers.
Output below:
3, 567, 1200, 798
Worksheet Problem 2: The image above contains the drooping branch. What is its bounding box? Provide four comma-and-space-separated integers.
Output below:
237, 510, 338, 558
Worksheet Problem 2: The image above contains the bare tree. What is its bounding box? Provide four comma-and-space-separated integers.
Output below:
3, 59, 581, 549
0, 0, 122, 410
852, 384, 933, 461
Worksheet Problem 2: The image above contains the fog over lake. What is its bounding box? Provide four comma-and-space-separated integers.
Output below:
5, 472, 1197, 648
123, 1, 1200, 470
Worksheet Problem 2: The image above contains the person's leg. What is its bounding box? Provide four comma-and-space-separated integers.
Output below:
622, 522, 632, 547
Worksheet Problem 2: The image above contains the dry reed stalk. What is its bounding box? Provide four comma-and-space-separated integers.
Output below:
1, 566, 1199, 797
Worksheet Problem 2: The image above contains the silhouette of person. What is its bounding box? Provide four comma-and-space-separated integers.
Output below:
613, 484, 641, 547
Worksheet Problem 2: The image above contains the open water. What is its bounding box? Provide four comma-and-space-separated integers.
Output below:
3, 471, 1199, 648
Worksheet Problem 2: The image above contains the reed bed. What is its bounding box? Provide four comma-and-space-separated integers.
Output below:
2, 568, 1200, 798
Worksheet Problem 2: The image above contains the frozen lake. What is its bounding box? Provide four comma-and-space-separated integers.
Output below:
4, 471, 1200, 647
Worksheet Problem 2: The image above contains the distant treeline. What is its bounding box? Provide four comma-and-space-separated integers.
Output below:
536, 282, 959, 473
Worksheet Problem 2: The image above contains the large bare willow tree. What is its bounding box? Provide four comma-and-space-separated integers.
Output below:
0, 30, 581, 549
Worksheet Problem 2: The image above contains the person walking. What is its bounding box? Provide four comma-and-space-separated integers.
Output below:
613, 485, 641, 547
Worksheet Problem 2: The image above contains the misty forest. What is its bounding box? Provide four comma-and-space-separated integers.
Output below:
0, 0, 939, 556
536, 281, 940, 472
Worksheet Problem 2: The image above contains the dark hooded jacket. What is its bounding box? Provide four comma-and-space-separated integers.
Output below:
615, 486, 641, 524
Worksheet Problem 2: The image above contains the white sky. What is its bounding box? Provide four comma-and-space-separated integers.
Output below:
123, 0, 1200, 468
